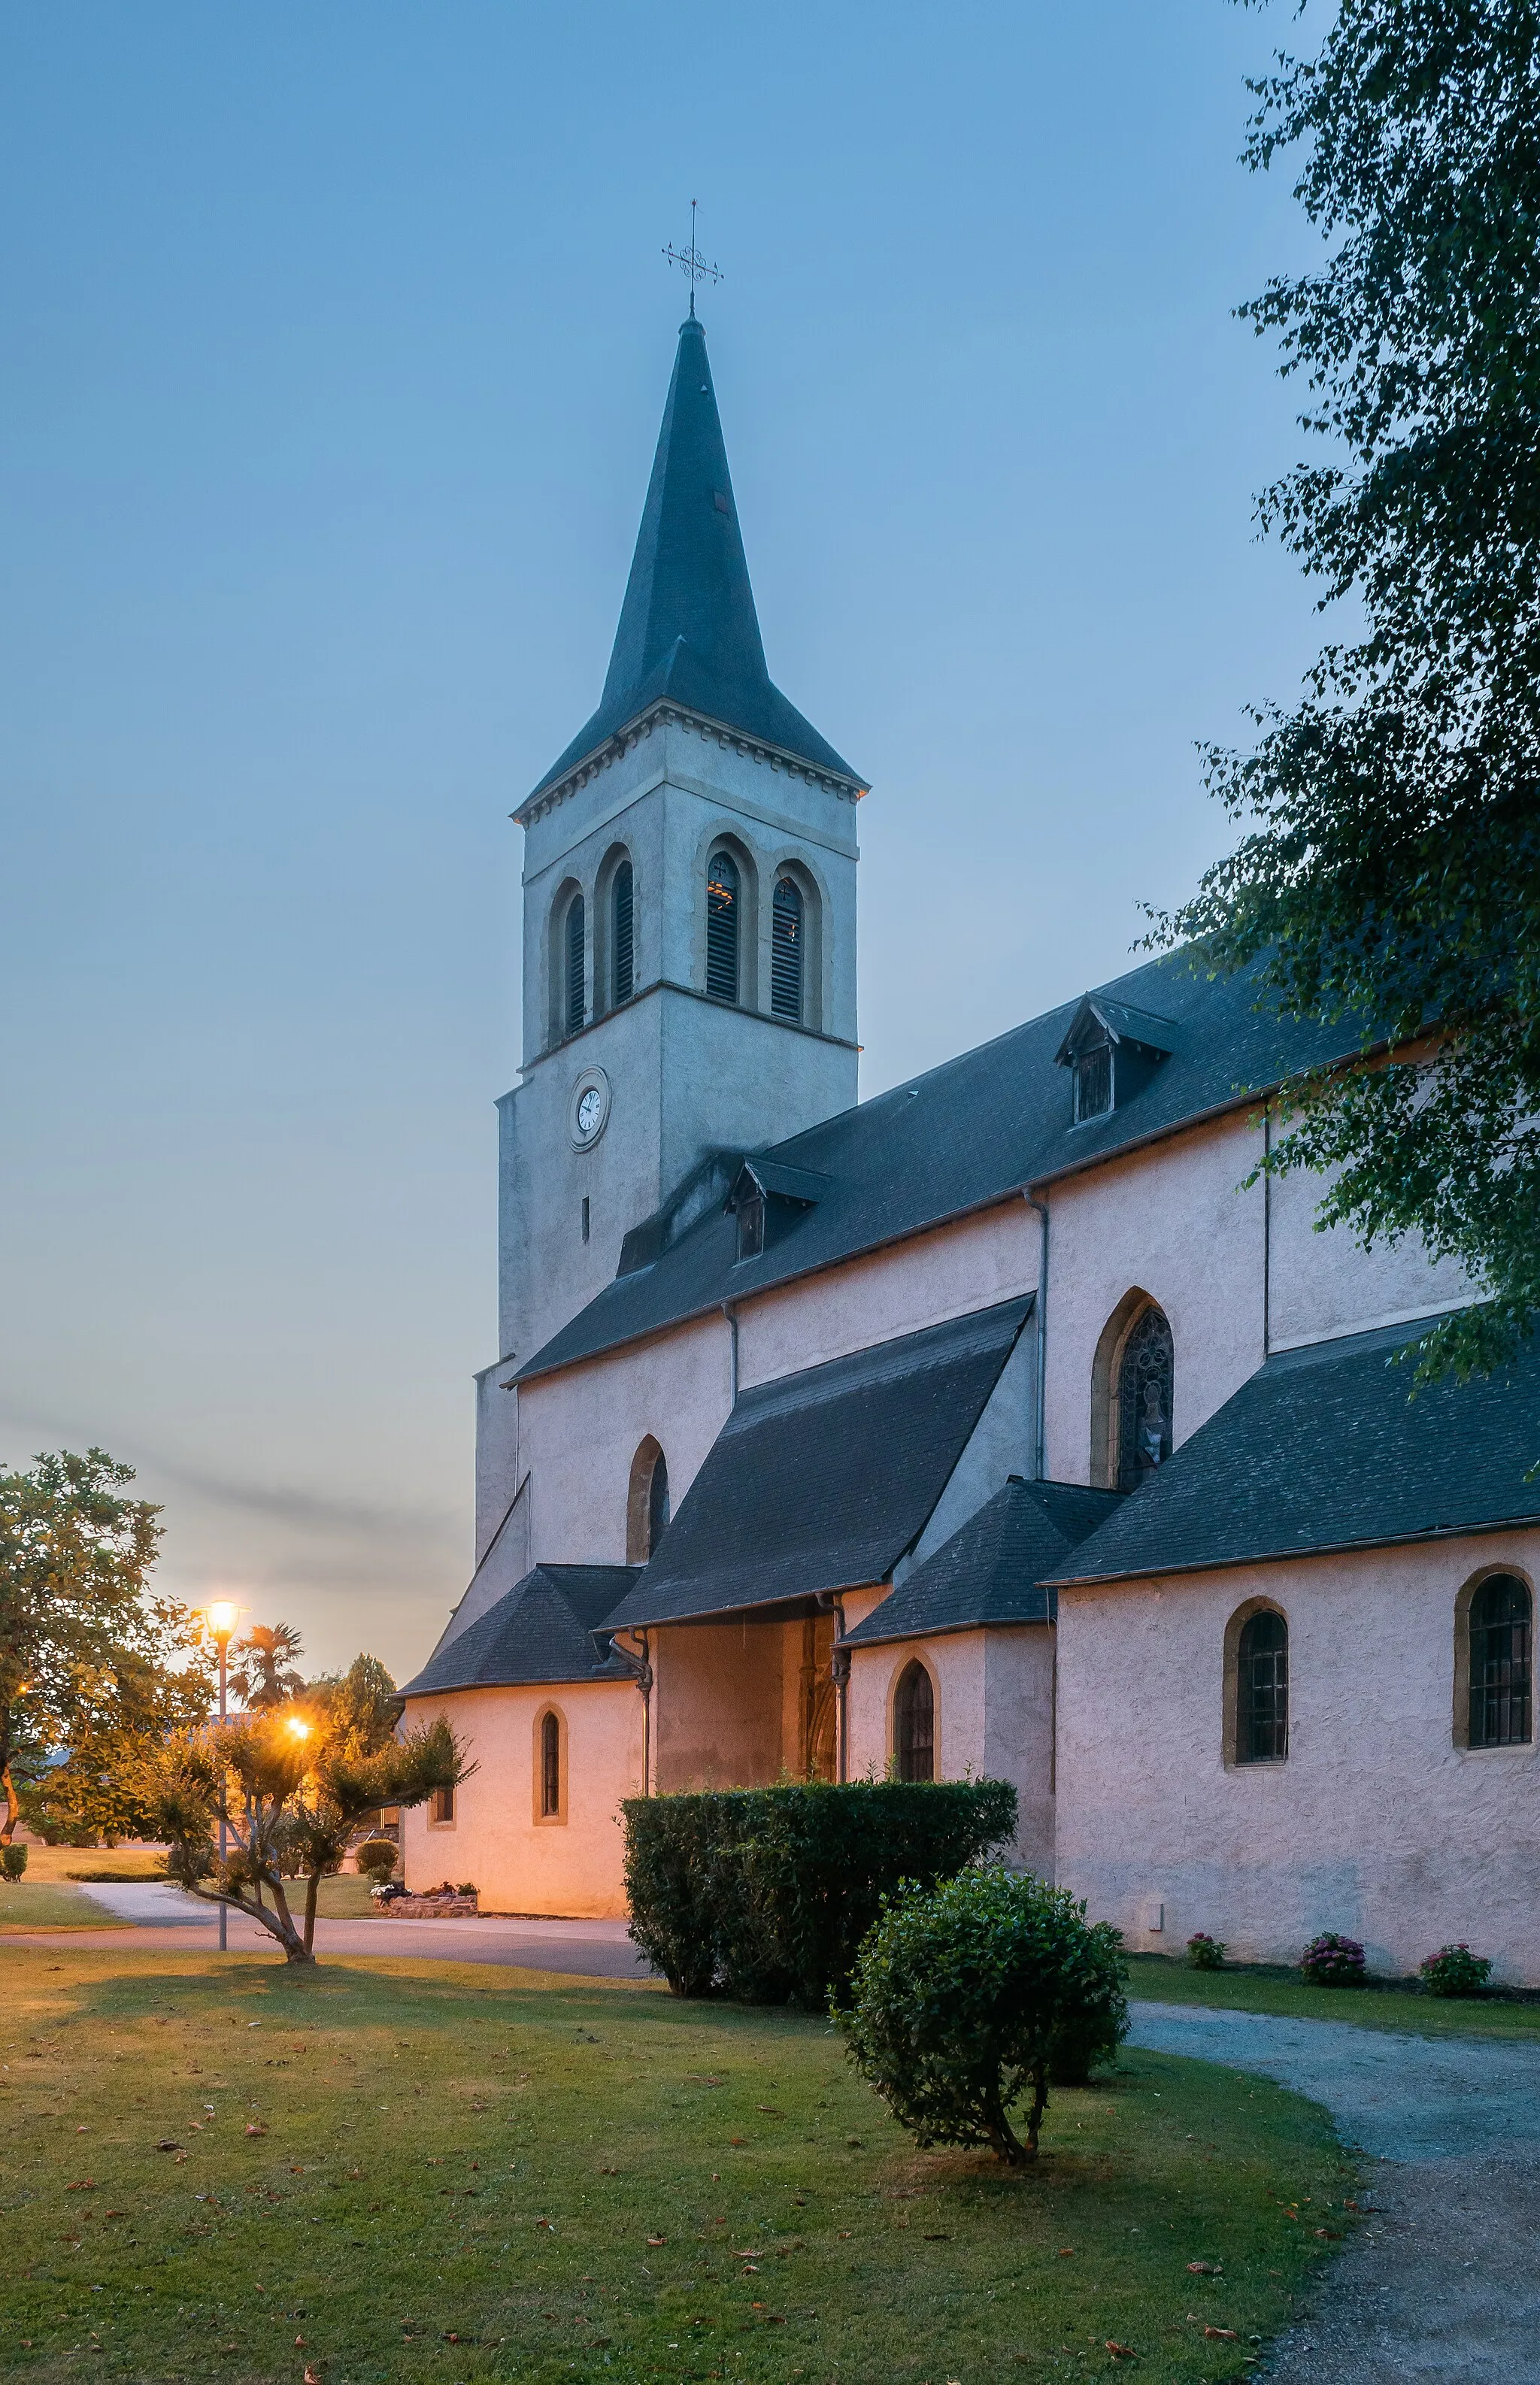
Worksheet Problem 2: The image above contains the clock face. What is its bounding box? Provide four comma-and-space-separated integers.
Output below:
576, 1087, 604, 1141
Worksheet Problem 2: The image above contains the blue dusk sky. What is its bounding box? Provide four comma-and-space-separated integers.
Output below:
1, 2, 1330, 1677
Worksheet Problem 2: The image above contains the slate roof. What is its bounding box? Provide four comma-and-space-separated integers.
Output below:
600, 1297, 1032, 1631
523, 316, 860, 805
1045, 1311, 1540, 1587
841, 1478, 1124, 1645
515, 946, 1362, 1383
398, 1565, 641, 1697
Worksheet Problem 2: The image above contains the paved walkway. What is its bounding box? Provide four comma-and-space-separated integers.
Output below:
1129, 2000, 1540, 2383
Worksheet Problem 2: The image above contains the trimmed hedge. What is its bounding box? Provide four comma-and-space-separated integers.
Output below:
621, 1777, 1018, 2008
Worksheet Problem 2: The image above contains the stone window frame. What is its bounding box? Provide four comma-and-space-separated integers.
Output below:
594, 841, 636, 1015
626, 1435, 668, 1563
888, 1650, 938, 1783
1090, 1288, 1174, 1492
695, 826, 759, 1011
533, 1703, 568, 1825
1453, 1561, 1536, 1753
547, 875, 588, 1047
1222, 1596, 1290, 1769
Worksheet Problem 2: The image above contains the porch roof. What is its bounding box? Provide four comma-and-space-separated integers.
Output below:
399, 1564, 641, 1696
840, 1477, 1123, 1647
599, 1295, 1032, 1630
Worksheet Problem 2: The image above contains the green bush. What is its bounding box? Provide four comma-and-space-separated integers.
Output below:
1299, 1932, 1366, 1986
835, 1866, 1128, 2164
354, 1837, 398, 1882
1187, 1932, 1226, 1971
1419, 1942, 1492, 1997
0, 1844, 28, 1882
622, 1778, 1018, 2008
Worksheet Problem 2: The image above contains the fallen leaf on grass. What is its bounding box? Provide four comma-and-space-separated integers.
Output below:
1056, 2247, 1075, 2258
1205, 2327, 1239, 2342
647, 2235, 667, 2247
1186, 2260, 1218, 2274
1314, 2227, 1341, 2240
922, 2232, 950, 2242
1107, 2346, 1136, 2362
756, 2106, 783, 2117
244, 2123, 267, 2138
303, 2368, 322, 2383
155, 2141, 181, 2154
65, 2180, 95, 2192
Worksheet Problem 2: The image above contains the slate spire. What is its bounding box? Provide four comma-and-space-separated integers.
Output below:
527, 317, 859, 802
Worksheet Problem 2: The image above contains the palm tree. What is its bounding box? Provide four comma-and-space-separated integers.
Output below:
229, 1622, 305, 1714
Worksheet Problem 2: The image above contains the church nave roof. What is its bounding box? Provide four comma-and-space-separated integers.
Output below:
399, 1563, 641, 1697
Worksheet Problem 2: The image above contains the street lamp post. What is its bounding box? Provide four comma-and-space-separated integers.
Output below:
206, 1602, 238, 1953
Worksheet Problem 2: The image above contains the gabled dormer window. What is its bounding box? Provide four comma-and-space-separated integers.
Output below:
1055, 994, 1177, 1126
727, 1156, 830, 1263
736, 1188, 765, 1260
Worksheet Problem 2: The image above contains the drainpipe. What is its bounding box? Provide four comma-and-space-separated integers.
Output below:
1022, 1192, 1049, 1481
824, 1592, 850, 1784
723, 1301, 739, 1405
1262, 1108, 1272, 1359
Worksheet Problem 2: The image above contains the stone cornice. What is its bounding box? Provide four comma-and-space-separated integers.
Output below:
514, 700, 868, 830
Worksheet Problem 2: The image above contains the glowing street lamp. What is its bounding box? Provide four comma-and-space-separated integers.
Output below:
285, 1716, 312, 1742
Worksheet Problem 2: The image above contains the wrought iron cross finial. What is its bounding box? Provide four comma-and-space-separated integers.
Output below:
662, 200, 723, 319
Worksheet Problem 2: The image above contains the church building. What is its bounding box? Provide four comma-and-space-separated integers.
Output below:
399, 313, 1540, 1983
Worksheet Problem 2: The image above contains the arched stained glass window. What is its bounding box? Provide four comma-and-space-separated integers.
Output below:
539, 1711, 562, 1818
894, 1660, 935, 1783
705, 850, 740, 1003
771, 875, 804, 1020
1117, 1304, 1173, 1492
647, 1450, 670, 1555
1235, 1609, 1288, 1763
611, 861, 634, 1007
1469, 1574, 1532, 1747
565, 893, 586, 1035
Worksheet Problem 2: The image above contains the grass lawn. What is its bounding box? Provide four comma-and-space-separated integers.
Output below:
0, 1948, 1353, 2385
1126, 1952, 1540, 2041
20, 1849, 172, 1886
0, 1886, 131, 1932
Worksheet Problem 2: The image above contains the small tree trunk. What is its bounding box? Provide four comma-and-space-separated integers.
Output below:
302, 1867, 322, 1956
0, 1757, 19, 1847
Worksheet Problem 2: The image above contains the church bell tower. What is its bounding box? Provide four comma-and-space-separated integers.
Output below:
476, 313, 865, 1550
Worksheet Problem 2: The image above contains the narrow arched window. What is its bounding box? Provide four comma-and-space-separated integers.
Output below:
539, 1710, 562, 1818
1235, 1609, 1288, 1763
565, 893, 586, 1035
894, 1660, 935, 1782
1469, 1574, 1532, 1747
705, 850, 739, 1003
771, 875, 804, 1020
611, 861, 634, 1007
647, 1450, 670, 1554
1117, 1304, 1173, 1492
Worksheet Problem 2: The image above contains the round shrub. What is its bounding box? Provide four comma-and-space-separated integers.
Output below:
1419, 1943, 1492, 1998
1186, 1932, 1226, 1971
354, 1838, 398, 1882
0, 1844, 28, 1883
835, 1866, 1128, 2164
1300, 1932, 1366, 1986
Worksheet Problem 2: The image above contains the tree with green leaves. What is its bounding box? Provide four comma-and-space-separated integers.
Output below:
229, 1620, 306, 1712
308, 1651, 399, 1759
0, 1448, 211, 1845
1161, 0, 1540, 1384
150, 1707, 471, 1963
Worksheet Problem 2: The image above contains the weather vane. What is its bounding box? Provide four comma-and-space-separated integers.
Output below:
662, 200, 724, 318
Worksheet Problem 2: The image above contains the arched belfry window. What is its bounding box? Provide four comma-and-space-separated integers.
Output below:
1468, 1574, 1532, 1747
626, 1438, 670, 1562
705, 850, 740, 1003
771, 875, 804, 1020
539, 1710, 562, 1820
565, 892, 586, 1036
611, 860, 634, 1008
1117, 1304, 1173, 1492
1235, 1608, 1288, 1763
893, 1659, 935, 1782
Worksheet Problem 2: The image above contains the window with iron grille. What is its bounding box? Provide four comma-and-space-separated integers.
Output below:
611, 860, 634, 1006
705, 850, 739, 1002
565, 892, 586, 1035
647, 1450, 670, 1555
736, 1189, 765, 1261
1469, 1573, 1532, 1747
771, 875, 803, 1019
1235, 1608, 1288, 1762
1074, 1041, 1113, 1121
894, 1659, 935, 1782
1117, 1304, 1173, 1491
539, 1710, 562, 1818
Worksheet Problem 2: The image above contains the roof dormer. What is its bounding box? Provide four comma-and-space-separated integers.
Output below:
726, 1156, 830, 1262
1054, 996, 1177, 1126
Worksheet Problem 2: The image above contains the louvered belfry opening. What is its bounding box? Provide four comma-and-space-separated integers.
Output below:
1117, 1303, 1174, 1491
1235, 1608, 1289, 1762
705, 849, 740, 1002
565, 892, 586, 1035
540, 1710, 561, 1817
771, 874, 804, 1020
1469, 1572, 1533, 1747
611, 859, 634, 1006
894, 1659, 935, 1782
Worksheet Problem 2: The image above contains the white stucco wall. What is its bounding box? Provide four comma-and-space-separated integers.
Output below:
1266, 1146, 1479, 1352
399, 1678, 644, 1919
1055, 1533, 1540, 1981
844, 1625, 1056, 1876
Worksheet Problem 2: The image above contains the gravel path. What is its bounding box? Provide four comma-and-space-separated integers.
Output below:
1128, 1999, 1540, 2382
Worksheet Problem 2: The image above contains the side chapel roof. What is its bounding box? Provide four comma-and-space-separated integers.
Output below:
841, 1477, 1124, 1647
1045, 1311, 1540, 1587
522, 315, 861, 808
599, 1296, 1032, 1631
398, 1564, 641, 1697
